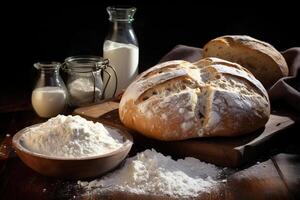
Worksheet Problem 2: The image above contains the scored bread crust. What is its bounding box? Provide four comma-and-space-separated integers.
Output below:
203, 35, 289, 89
119, 58, 270, 141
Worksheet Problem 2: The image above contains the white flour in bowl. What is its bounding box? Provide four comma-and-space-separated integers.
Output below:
20, 115, 124, 158
78, 149, 223, 198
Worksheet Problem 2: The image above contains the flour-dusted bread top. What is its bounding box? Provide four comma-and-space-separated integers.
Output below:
119, 58, 270, 141
203, 35, 289, 89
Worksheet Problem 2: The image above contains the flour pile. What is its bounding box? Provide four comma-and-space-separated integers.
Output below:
21, 115, 124, 158
68, 78, 102, 105
78, 149, 222, 198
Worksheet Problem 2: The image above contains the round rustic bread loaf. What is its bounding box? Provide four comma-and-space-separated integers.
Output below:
119, 57, 270, 141
203, 35, 289, 89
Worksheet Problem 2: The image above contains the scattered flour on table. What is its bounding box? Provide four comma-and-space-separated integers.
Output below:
78, 149, 222, 198
21, 115, 124, 158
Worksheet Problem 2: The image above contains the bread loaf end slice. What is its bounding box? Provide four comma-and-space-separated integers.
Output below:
203, 35, 288, 89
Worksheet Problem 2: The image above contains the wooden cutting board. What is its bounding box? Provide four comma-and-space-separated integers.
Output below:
74, 101, 299, 167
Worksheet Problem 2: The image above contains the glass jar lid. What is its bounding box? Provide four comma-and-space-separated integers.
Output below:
62, 55, 109, 73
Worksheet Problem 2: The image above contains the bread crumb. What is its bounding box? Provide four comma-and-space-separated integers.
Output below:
179, 108, 185, 114
181, 121, 194, 132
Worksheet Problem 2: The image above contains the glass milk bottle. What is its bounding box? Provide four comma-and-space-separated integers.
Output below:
103, 6, 139, 98
31, 62, 68, 118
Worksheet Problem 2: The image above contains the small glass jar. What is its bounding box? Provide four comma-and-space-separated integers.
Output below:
103, 6, 139, 98
32, 62, 68, 118
62, 56, 117, 107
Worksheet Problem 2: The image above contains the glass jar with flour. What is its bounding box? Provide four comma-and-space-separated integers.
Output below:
32, 62, 68, 118
103, 6, 139, 98
62, 56, 117, 107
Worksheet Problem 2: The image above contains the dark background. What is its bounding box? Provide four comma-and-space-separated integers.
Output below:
1, 1, 299, 103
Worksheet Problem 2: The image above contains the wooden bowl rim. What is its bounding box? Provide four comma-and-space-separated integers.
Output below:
12, 122, 133, 161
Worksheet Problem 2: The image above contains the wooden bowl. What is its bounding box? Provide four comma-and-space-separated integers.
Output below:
12, 123, 133, 179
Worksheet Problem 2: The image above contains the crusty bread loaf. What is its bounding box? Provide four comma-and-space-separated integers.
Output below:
203, 35, 289, 89
119, 57, 270, 141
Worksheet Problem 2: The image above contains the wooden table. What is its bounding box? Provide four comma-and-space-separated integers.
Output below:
1, 109, 300, 200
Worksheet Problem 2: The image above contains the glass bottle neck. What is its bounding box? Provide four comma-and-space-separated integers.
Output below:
34, 62, 60, 72
35, 68, 63, 88
105, 6, 137, 45
33, 62, 66, 89
106, 21, 137, 45
111, 21, 133, 32
40, 68, 60, 76
107, 6, 136, 22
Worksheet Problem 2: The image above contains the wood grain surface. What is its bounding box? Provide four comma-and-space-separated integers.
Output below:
0, 108, 299, 199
